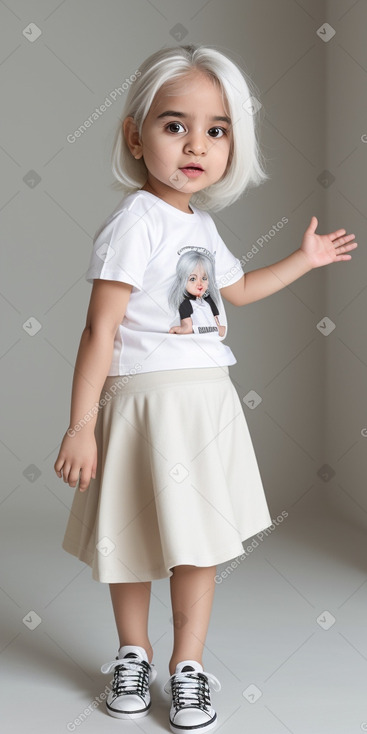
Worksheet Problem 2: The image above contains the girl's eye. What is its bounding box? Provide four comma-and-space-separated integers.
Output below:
208, 127, 226, 138
166, 122, 186, 134
189, 276, 196, 281
166, 123, 227, 137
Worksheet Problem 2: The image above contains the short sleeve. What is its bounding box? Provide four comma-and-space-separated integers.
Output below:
179, 298, 193, 320
205, 294, 219, 317
85, 210, 151, 289
208, 216, 244, 289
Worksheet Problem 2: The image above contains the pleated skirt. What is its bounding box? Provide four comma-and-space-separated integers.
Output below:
62, 366, 272, 582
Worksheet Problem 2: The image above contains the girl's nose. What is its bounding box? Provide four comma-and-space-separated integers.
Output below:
184, 131, 207, 156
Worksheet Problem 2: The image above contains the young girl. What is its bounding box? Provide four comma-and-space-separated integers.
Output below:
54, 44, 357, 733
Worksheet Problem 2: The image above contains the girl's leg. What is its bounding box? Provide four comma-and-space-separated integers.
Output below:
168, 565, 216, 675
109, 582, 154, 663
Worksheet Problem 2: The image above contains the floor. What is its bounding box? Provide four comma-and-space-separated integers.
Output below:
2, 484, 367, 734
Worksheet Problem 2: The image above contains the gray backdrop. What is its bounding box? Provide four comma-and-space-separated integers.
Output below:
1, 1, 367, 732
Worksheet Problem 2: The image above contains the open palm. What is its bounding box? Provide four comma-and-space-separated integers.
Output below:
300, 216, 358, 268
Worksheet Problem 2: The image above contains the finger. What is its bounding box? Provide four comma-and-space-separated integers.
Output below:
330, 228, 347, 241
79, 468, 91, 492
334, 240, 358, 252
335, 240, 357, 257
62, 463, 71, 482
307, 215, 318, 233
68, 469, 81, 488
336, 242, 358, 255
54, 458, 63, 475
338, 239, 358, 248
339, 233, 355, 243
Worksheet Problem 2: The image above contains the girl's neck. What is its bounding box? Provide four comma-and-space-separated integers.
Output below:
141, 181, 194, 214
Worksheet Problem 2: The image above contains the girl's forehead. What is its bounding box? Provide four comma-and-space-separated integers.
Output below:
151, 71, 222, 109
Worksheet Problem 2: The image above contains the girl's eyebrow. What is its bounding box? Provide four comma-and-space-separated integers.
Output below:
157, 110, 231, 124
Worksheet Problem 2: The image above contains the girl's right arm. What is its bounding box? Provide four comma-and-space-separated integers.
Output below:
54, 279, 132, 492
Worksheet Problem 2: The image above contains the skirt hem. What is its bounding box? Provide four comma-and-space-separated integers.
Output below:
62, 513, 273, 583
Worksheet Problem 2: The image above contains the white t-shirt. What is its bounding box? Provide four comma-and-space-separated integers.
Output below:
85, 190, 244, 375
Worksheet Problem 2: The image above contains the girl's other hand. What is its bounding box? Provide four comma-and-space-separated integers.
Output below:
300, 216, 358, 268
54, 430, 97, 492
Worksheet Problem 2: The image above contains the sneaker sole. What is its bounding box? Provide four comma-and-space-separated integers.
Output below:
169, 712, 217, 733
106, 701, 151, 719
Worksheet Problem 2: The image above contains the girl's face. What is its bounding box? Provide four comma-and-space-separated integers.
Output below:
186, 266, 209, 298
136, 71, 232, 211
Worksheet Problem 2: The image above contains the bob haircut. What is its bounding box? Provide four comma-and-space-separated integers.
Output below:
111, 44, 268, 212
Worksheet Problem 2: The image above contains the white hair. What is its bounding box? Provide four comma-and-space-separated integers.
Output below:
111, 44, 268, 212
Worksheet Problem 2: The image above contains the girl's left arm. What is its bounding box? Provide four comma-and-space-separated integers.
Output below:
220, 216, 358, 307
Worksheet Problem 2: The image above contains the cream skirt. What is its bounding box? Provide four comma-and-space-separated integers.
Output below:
62, 366, 272, 582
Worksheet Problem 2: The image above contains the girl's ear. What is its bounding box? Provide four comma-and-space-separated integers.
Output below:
123, 116, 143, 159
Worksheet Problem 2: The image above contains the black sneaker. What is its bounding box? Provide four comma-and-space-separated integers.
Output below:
163, 660, 221, 733
101, 644, 157, 719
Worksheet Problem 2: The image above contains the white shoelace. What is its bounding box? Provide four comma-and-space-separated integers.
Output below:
164, 670, 221, 713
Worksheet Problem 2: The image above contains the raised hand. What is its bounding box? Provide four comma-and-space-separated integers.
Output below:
300, 216, 358, 268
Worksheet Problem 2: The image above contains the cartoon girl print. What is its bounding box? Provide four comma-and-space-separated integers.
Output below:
168, 250, 226, 337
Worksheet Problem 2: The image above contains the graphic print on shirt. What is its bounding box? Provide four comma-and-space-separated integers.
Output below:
167, 247, 226, 337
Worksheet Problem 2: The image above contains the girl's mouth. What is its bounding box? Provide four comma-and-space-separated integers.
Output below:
180, 167, 204, 179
